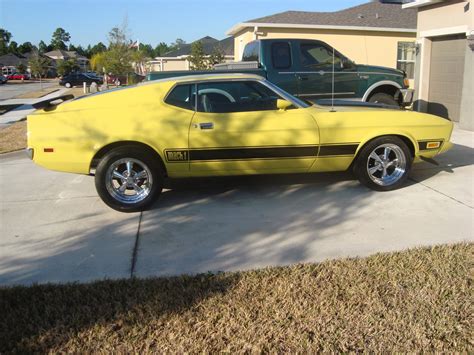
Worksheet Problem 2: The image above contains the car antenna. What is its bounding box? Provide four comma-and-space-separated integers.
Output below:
330, 47, 336, 112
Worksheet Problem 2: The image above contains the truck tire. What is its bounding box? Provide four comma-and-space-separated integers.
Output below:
368, 93, 398, 106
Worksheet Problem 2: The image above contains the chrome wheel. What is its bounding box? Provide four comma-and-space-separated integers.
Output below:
105, 158, 153, 204
367, 144, 406, 186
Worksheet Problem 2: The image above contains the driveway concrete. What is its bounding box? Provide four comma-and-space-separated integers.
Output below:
0, 127, 472, 286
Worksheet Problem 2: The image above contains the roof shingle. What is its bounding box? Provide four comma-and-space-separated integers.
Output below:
243, 1, 417, 30
160, 37, 234, 58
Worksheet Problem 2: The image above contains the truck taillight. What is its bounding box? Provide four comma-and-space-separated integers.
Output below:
403, 78, 410, 88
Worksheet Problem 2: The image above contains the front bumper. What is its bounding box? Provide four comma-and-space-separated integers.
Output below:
400, 89, 414, 105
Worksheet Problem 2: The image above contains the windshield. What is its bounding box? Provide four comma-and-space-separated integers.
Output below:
263, 80, 311, 108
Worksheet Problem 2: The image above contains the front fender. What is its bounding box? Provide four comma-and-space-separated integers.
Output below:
355, 130, 419, 157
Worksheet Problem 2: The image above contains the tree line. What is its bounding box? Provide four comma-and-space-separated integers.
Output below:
0, 27, 185, 59
1, 26, 226, 78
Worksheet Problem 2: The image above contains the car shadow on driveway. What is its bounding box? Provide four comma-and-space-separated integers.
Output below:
137, 171, 376, 278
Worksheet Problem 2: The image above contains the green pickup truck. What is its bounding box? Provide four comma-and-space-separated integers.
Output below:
147, 38, 413, 106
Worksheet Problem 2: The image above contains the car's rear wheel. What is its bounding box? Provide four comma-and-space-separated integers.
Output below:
354, 136, 412, 191
95, 147, 164, 212
368, 93, 398, 106
65, 82, 72, 88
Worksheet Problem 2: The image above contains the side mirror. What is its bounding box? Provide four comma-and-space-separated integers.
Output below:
341, 57, 354, 69
277, 99, 292, 111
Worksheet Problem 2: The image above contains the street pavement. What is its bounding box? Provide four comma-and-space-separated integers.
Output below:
0, 127, 472, 286
0, 88, 70, 129
0, 81, 57, 100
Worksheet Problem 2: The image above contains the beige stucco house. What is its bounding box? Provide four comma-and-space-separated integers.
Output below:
227, 1, 418, 82
403, 0, 473, 129
44, 50, 89, 72
148, 36, 234, 71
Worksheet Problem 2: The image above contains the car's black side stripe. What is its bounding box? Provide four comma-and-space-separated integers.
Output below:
319, 144, 358, 156
189, 146, 319, 161
165, 144, 360, 162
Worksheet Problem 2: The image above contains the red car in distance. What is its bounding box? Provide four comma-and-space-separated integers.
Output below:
8, 73, 30, 80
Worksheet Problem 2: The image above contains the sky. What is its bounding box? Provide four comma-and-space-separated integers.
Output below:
1, 0, 367, 48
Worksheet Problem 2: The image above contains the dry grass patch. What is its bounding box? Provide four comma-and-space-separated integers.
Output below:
0, 243, 472, 353
14, 88, 60, 99
0, 121, 27, 153
66, 87, 91, 98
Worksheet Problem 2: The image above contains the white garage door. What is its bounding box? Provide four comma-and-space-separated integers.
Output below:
428, 34, 466, 122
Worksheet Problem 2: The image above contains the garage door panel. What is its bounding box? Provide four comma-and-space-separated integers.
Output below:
428, 35, 466, 122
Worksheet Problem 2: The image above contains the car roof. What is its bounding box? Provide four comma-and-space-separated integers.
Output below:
138, 73, 265, 87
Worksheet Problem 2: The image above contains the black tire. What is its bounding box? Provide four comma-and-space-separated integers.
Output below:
65, 82, 72, 88
354, 136, 412, 191
95, 146, 164, 212
368, 93, 398, 106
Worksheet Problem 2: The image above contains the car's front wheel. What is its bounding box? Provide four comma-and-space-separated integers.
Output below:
95, 147, 164, 212
65, 82, 72, 88
354, 136, 412, 191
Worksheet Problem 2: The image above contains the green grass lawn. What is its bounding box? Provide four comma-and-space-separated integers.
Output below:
1, 243, 472, 353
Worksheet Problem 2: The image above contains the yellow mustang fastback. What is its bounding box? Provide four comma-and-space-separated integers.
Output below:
27, 73, 453, 212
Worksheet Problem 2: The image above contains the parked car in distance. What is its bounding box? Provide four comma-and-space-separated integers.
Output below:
0, 75, 8, 84
59, 72, 103, 88
107, 73, 146, 86
148, 38, 413, 107
27, 73, 453, 212
7, 73, 30, 80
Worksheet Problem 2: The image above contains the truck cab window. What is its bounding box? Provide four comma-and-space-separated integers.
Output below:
300, 43, 341, 69
242, 41, 260, 62
272, 42, 291, 69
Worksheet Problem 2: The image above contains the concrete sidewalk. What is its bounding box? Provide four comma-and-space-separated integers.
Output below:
0, 127, 472, 286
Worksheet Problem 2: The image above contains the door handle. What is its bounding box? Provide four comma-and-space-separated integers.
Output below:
297, 75, 309, 81
199, 122, 214, 130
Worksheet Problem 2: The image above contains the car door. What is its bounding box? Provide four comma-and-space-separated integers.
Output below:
188, 80, 320, 175
296, 41, 358, 101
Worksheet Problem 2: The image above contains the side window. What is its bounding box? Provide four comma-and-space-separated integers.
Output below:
300, 43, 341, 69
197, 81, 283, 113
272, 42, 291, 69
165, 84, 196, 111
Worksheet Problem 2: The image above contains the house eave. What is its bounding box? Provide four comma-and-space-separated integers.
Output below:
226, 22, 417, 36
402, 0, 443, 9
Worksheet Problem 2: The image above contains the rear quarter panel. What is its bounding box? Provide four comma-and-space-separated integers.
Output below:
27, 82, 191, 175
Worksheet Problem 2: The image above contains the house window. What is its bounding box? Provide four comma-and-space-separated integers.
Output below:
397, 42, 416, 79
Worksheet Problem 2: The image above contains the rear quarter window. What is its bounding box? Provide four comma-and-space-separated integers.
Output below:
165, 84, 196, 111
